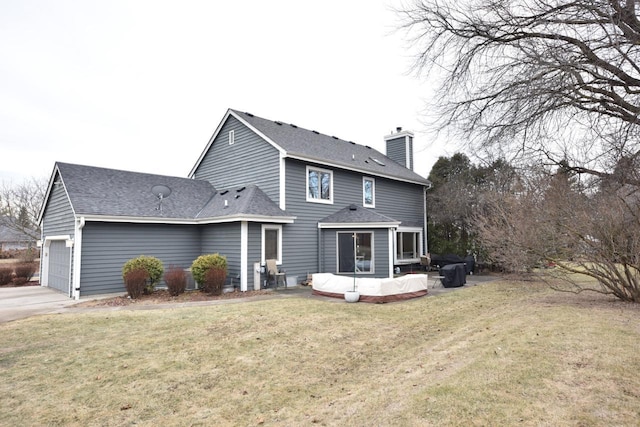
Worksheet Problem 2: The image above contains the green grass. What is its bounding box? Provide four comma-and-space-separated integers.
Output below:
1, 280, 639, 426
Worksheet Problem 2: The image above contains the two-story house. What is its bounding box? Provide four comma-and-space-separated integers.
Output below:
38, 109, 430, 299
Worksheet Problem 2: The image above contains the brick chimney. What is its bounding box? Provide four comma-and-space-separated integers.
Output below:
384, 127, 414, 170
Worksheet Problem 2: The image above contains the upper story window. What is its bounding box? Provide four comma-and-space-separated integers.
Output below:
363, 177, 375, 208
306, 166, 333, 204
228, 130, 235, 145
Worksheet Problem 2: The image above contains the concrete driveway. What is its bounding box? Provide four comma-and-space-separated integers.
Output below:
0, 286, 78, 323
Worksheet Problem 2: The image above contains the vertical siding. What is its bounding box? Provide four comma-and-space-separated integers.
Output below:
80, 223, 201, 296
193, 116, 281, 204
201, 223, 241, 288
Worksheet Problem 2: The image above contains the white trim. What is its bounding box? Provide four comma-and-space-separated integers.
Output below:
336, 231, 374, 275
71, 217, 85, 300
240, 221, 248, 291
279, 154, 286, 210
388, 228, 395, 278
423, 186, 429, 255
318, 221, 400, 229
395, 227, 424, 264
405, 136, 411, 170
261, 224, 282, 264
362, 176, 375, 208
228, 129, 235, 145
77, 214, 296, 225
306, 165, 333, 204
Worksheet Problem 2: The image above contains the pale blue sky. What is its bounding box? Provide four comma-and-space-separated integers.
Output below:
1, 0, 451, 183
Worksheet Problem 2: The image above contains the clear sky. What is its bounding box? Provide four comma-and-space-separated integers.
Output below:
1, 0, 452, 184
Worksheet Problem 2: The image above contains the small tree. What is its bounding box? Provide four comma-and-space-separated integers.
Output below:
122, 255, 164, 294
191, 254, 227, 295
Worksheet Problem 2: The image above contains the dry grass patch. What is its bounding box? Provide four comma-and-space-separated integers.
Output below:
1, 280, 639, 426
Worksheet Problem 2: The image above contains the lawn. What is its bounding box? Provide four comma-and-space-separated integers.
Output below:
1, 280, 639, 426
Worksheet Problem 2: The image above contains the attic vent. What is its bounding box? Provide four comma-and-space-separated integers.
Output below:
235, 194, 241, 199
369, 157, 386, 166
331, 136, 338, 140
236, 186, 246, 192
312, 130, 319, 134
220, 190, 229, 195
365, 145, 372, 149
349, 141, 356, 145
349, 204, 357, 211
245, 112, 254, 117
275, 121, 283, 126
290, 124, 298, 128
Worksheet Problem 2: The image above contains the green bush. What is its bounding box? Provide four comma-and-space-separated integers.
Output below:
191, 254, 227, 293
122, 255, 164, 294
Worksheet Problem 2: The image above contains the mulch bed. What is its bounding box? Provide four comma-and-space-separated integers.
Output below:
73, 289, 274, 308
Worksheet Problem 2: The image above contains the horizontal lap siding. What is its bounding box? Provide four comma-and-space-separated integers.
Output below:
42, 177, 76, 237
201, 223, 241, 287
284, 159, 424, 281
80, 223, 201, 296
193, 116, 281, 204
247, 223, 261, 287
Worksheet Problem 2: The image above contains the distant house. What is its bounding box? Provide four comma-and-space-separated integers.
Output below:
38, 109, 431, 299
0, 219, 36, 251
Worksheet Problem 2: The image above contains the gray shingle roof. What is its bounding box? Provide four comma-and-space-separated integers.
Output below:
319, 204, 400, 225
55, 163, 291, 222
197, 184, 291, 220
229, 109, 430, 185
56, 162, 216, 219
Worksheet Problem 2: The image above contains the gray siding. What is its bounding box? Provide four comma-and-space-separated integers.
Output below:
283, 159, 424, 281
386, 136, 407, 169
80, 223, 201, 296
193, 116, 281, 204
247, 223, 262, 288
42, 176, 75, 237
201, 223, 241, 288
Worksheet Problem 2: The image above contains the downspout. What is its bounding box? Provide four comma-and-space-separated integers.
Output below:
317, 226, 322, 274
72, 217, 85, 300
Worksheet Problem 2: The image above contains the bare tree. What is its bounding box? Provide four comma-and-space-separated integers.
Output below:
399, 0, 640, 181
476, 168, 640, 302
0, 177, 47, 241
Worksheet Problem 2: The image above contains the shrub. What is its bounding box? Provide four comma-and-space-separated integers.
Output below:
204, 267, 226, 296
164, 266, 187, 296
122, 255, 164, 294
191, 254, 227, 294
124, 268, 148, 299
14, 262, 37, 283
0, 267, 13, 286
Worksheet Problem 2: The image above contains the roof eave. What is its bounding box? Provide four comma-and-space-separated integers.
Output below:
318, 221, 401, 229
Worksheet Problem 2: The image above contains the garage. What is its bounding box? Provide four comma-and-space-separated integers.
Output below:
44, 239, 71, 296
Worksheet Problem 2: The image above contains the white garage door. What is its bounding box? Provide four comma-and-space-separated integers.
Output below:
48, 240, 71, 295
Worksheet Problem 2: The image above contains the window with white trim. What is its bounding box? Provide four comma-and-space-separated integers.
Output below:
396, 230, 422, 262
306, 166, 333, 204
363, 177, 375, 208
337, 231, 373, 274
262, 224, 282, 264
229, 130, 235, 145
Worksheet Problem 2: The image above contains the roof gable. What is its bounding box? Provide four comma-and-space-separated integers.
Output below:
190, 108, 430, 185
197, 184, 294, 222
318, 204, 401, 228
